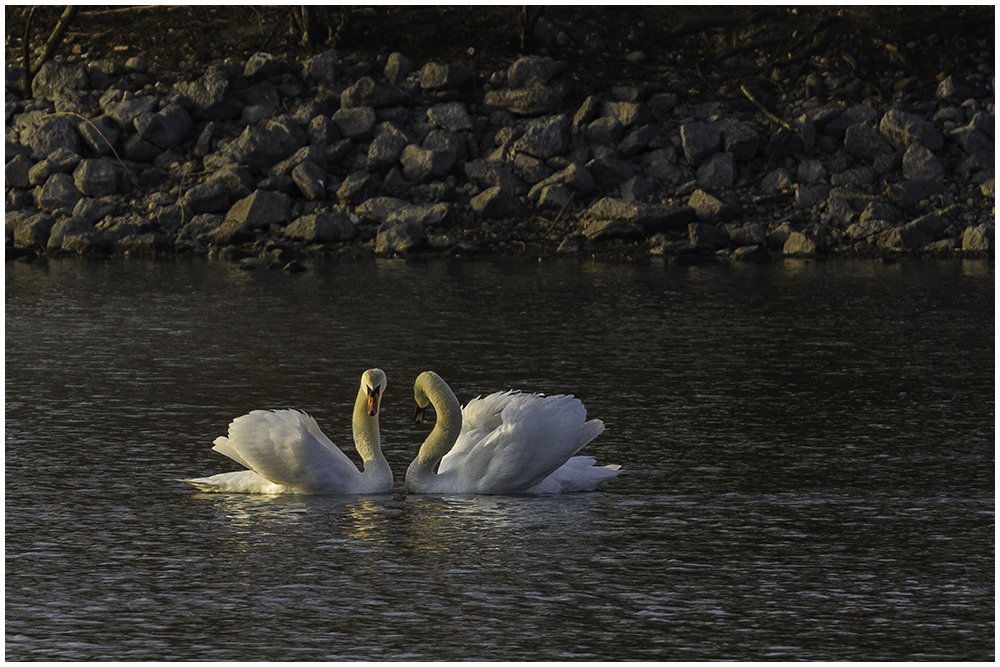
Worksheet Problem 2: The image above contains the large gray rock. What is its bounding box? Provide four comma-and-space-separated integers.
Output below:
332, 106, 377, 139
879, 108, 944, 151
19, 115, 81, 160
586, 197, 693, 232
181, 181, 230, 213
618, 124, 663, 158
116, 232, 173, 256
680, 122, 721, 166
470, 186, 519, 219
73, 159, 118, 198
31, 61, 88, 102
419, 63, 473, 91
584, 116, 625, 145
102, 94, 159, 127
876, 225, 932, 250
962, 222, 994, 251
134, 104, 192, 149
173, 65, 243, 120
47, 216, 95, 250
303, 49, 340, 83
583, 218, 645, 242
368, 124, 411, 172
285, 211, 356, 243
177, 214, 223, 241
11, 212, 56, 247
341, 76, 408, 108
427, 102, 473, 132
77, 115, 122, 156
225, 189, 292, 229
464, 159, 523, 193
383, 52, 411, 85
527, 163, 595, 200
244, 52, 286, 78
513, 115, 569, 159
844, 123, 893, 161
483, 87, 561, 116
291, 162, 328, 200
688, 189, 738, 224
729, 222, 768, 247
400, 144, 455, 182
901, 144, 943, 180
689, 222, 731, 250
337, 171, 379, 205
376, 220, 427, 254
356, 197, 448, 227
27, 147, 80, 186
783, 231, 818, 255
38, 173, 81, 212
5, 154, 32, 189
585, 156, 634, 187
507, 55, 565, 88
535, 183, 574, 209
214, 118, 303, 172
719, 119, 760, 162
696, 152, 735, 188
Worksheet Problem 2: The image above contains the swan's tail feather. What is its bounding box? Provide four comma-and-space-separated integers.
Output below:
178, 470, 304, 494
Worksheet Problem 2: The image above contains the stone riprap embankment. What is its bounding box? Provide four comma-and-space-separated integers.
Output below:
5, 49, 995, 265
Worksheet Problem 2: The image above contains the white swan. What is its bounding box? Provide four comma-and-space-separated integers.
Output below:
181, 369, 392, 495
405, 371, 620, 494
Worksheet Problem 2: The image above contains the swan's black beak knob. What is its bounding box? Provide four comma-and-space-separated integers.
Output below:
413, 404, 426, 424
367, 386, 381, 416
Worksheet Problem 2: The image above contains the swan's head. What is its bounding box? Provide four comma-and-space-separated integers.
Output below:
413, 371, 442, 423
361, 368, 387, 417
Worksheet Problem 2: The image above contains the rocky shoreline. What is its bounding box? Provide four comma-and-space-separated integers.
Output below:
5, 46, 995, 267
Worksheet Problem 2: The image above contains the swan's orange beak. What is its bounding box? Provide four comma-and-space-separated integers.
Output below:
413, 404, 426, 424
367, 387, 381, 416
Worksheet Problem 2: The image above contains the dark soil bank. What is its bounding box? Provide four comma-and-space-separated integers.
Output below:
4, 6, 995, 266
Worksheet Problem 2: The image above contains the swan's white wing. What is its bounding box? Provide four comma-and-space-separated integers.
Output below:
442, 393, 608, 494
439, 391, 518, 473
211, 409, 362, 492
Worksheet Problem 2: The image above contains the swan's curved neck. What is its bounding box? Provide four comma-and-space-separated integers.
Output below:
411, 373, 463, 473
352, 385, 388, 477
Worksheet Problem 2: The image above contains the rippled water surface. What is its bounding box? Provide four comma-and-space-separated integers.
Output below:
5, 256, 995, 660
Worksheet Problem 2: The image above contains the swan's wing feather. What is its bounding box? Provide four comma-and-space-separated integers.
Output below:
439, 391, 519, 472
212, 410, 360, 491
443, 393, 609, 494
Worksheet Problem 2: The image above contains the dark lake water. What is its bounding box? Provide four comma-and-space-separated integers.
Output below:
5, 255, 995, 660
